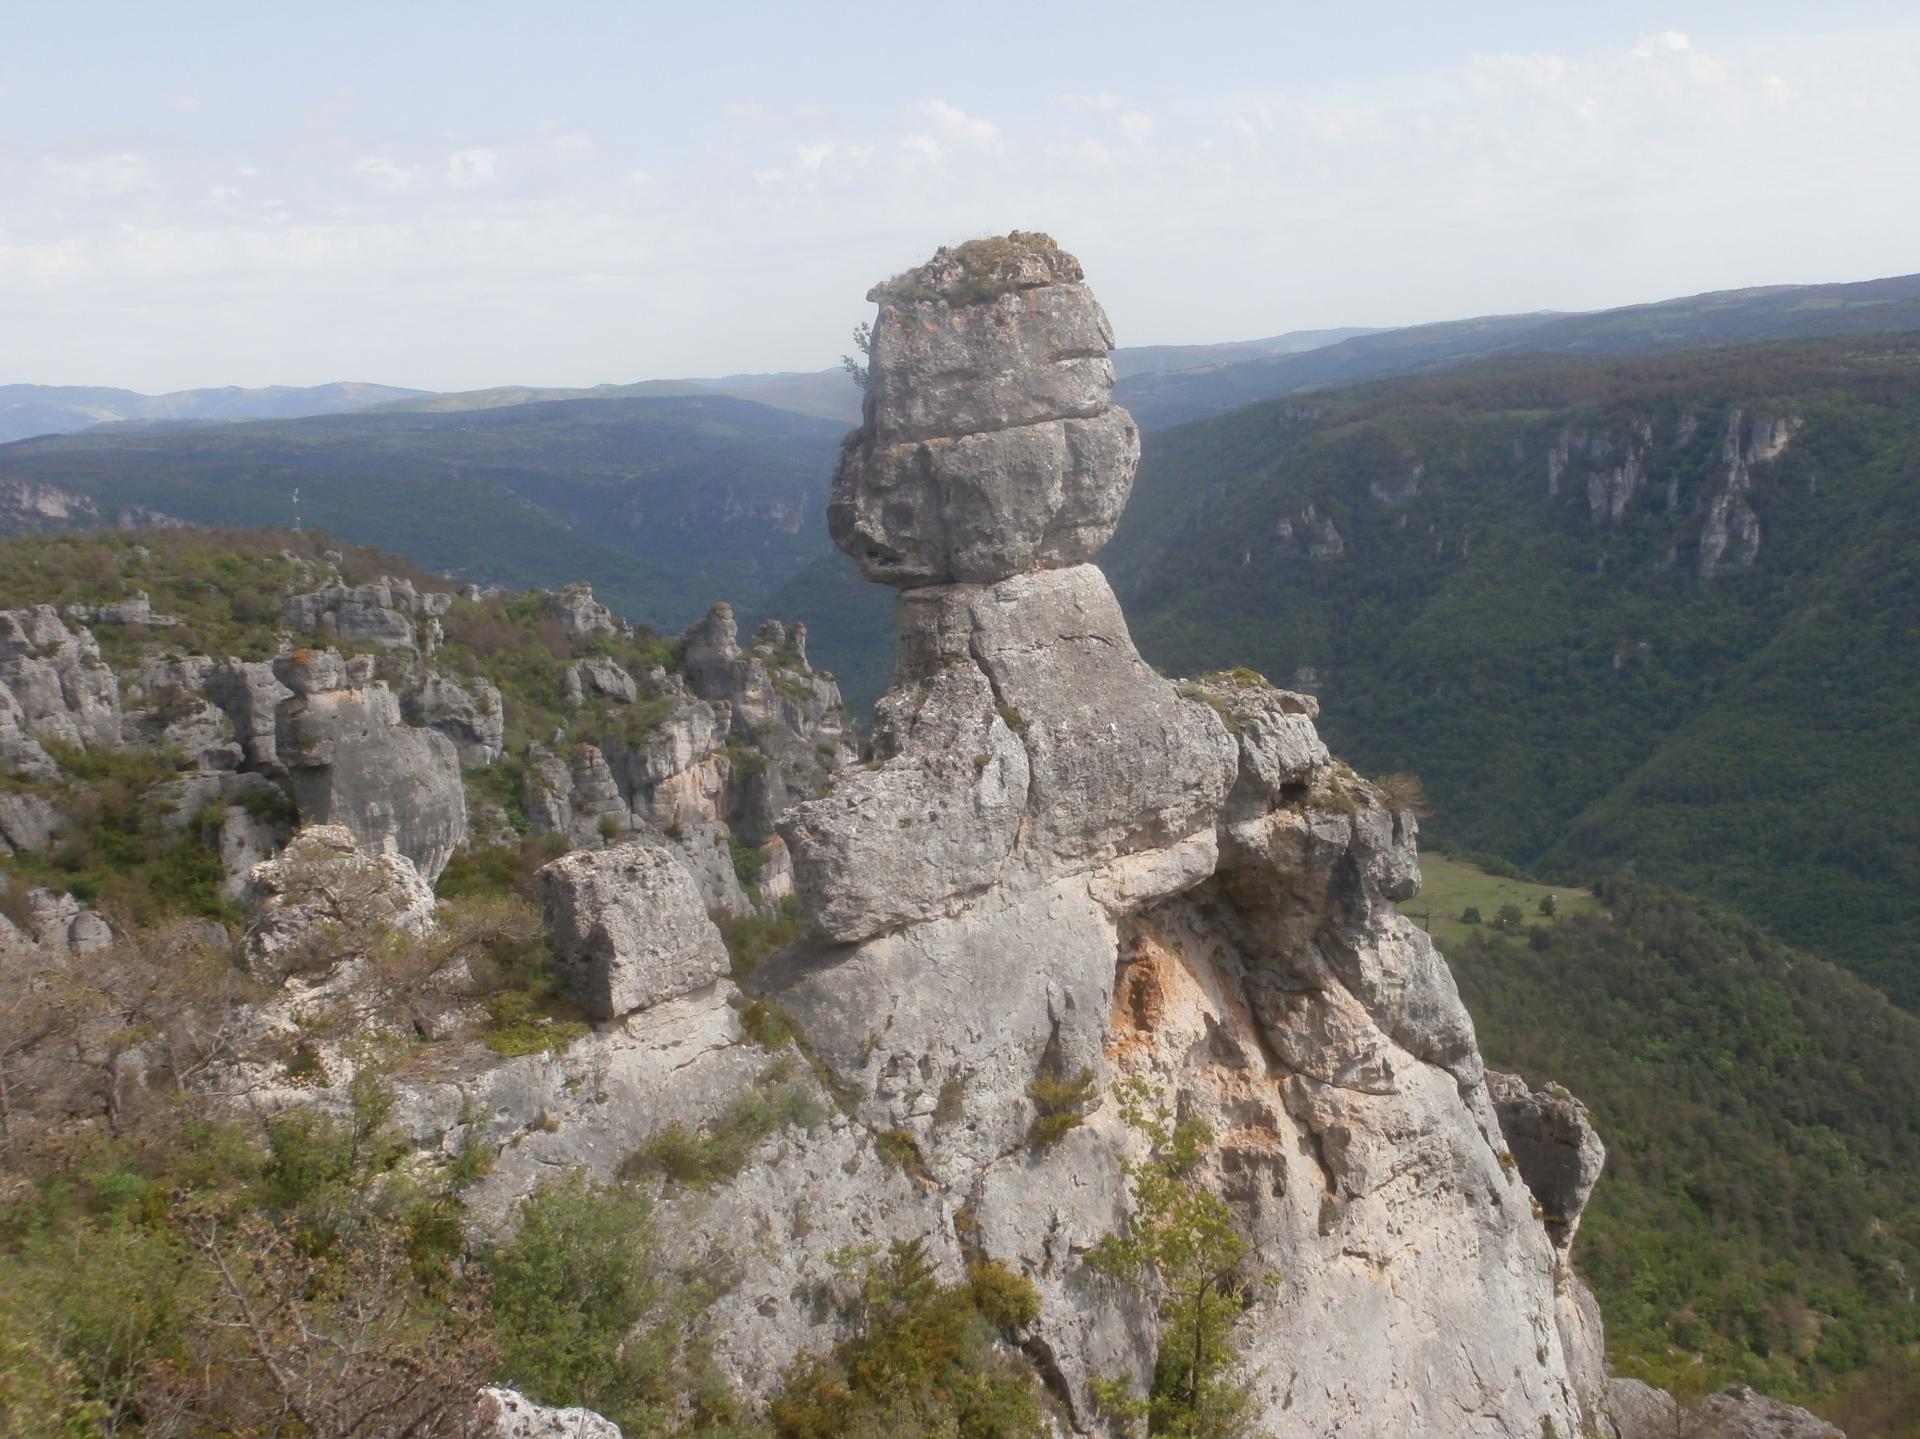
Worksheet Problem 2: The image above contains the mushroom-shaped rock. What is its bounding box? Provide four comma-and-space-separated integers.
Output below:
829, 232, 1140, 586
532, 841, 730, 1021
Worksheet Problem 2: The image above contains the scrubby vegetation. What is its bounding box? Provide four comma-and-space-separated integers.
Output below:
0, 904, 1050, 1438
769, 1240, 1048, 1438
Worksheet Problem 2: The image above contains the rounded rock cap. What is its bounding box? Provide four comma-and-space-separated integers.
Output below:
830, 232, 1139, 588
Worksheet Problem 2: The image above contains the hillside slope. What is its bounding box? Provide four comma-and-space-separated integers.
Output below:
1103, 335, 1920, 1005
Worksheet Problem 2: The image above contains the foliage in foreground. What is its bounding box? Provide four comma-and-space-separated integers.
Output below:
769, 1239, 1047, 1439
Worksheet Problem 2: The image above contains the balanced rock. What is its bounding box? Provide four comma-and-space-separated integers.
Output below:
532, 841, 730, 1021
828, 232, 1140, 586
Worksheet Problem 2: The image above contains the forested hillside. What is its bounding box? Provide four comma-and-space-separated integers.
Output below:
0, 395, 846, 632
1432, 869, 1920, 1426
1102, 336, 1920, 1006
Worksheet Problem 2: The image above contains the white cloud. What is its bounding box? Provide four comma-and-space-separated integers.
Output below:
447, 148, 496, 187
919, 99, 1001, 149
44, 152, 152, 196
901, 133, 944, 164
797, 141, 834, 171
166, 93, 202, 111
352, 155, 418, 188
1118, 110, 1153, 144
1633, 30, 1692, 59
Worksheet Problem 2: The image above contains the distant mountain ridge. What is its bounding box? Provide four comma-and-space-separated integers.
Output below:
0, 381, 430, 444
1115, 271, 1920, 428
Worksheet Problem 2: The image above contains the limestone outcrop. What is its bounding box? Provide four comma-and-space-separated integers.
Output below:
1600, 1380, 1843, 1439
273, 648, 468, 881
0, 605, 122, 751
244, 823, 436, 976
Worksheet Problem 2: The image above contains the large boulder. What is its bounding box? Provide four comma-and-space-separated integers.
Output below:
273, 649, 467, 881
1599, 1379, 1845, 1438
532, 841, 730, 1021
404, 670, 506, 766
1489, 1069, 1607, 1250
828, 233, 1139, 587
477, 1389, 621, 1439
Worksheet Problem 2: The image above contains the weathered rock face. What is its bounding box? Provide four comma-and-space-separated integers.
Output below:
829, 233, 1140, 587
0, 606, 122, 751
273, 648, 467, 881
543, 582, 619, 641
781, 564, 1236, 943
1489, 1069, 1607, 1251
478, 1388, 623, 1439
1599, 1380, 1843, 1439
531, 841, 730, 1020
403, 670, 505, 767
282, 579, 422, 653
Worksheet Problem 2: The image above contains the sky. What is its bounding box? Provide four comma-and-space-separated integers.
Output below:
4, 0, 1919, 393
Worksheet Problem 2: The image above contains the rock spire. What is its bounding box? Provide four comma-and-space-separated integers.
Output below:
762, 236, 1612, 1435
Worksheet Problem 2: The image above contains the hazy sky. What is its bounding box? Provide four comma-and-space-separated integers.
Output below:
5, 1, 1918, 392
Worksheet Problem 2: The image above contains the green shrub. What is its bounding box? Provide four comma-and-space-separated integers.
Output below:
622, 1058, 824, 1189
1086, 1078, 1264, 1439
768, 1238, 1047, 1438
1026, 1065, 1097, 1149
484, 1171, 680, 1430
727, 834, 767, 887
875, 1129, 930, 1182
719, 900, 803, 982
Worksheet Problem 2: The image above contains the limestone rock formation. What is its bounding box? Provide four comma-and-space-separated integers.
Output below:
1600, 1380, 1843, 1439
0, 605, 122, 751
829, 232, 1140, 586
273, 648, 467, 880
543, 581, 620, 641
532, 841, 731, 1020
752, 236, 1608, 1435
243, 823, 436, 976
404, 670, 506, 766
282, 578, 422, 653
1489, 1069, 1607, 1250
